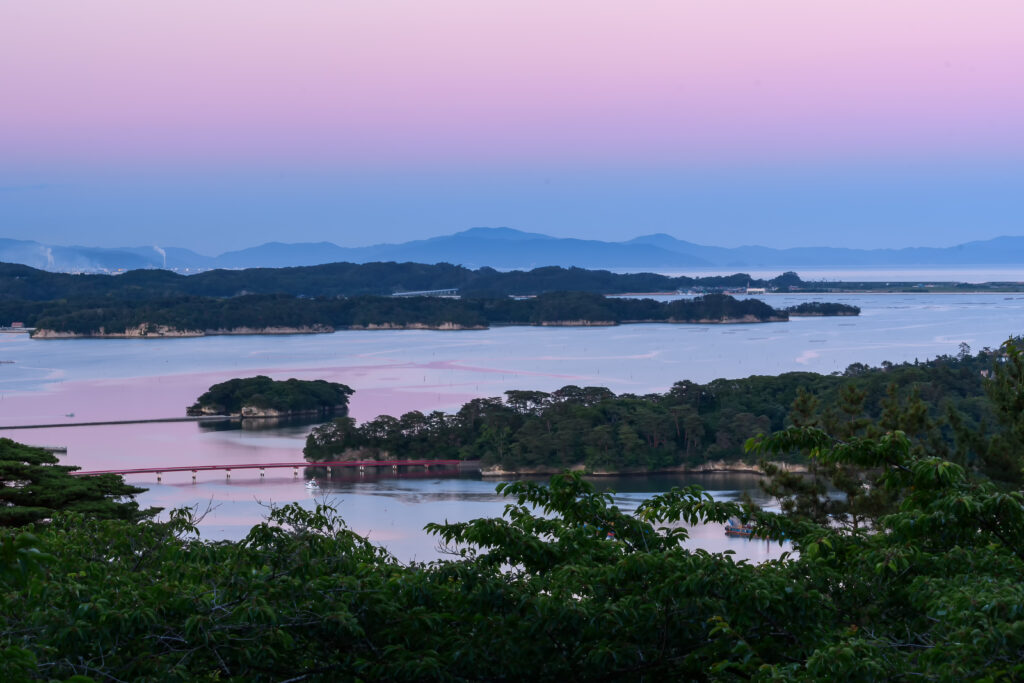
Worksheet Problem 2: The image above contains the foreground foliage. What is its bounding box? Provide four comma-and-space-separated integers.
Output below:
5, 341, 1023, 680
0, 439, 148, 527
3, 451, 1022, 681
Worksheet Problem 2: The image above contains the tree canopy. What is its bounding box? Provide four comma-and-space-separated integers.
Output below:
0, 260, 790, 302
0, 438, 148, 527
3, 437, 1022, 680
15, 292, 812, 336
4, 343, 1024, 680
187, 376, 353, 417
306, 345, 995, 473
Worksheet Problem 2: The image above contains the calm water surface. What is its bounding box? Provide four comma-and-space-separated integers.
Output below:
137, 471, 784, 563
2, 292, 1022, 560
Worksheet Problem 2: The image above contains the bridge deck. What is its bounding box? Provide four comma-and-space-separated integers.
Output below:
72, 459, 462, 476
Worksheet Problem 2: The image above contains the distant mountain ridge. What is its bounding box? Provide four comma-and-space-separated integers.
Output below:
3, 228, 1024, 273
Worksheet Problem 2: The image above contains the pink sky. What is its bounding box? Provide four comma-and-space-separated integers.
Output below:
4, 0, 1024, 167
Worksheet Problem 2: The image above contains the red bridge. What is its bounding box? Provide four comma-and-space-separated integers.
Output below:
72, 459, 463, 482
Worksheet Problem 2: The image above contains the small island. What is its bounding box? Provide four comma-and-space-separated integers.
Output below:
784, 301, 861, 316
186, 376, 353, 418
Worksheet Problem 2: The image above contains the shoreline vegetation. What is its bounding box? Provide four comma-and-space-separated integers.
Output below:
304, 343, 992, 475
5, 342, 1024, 679
20, 292, 857, 338
474, 460, 809, 477
186, 376, 353, 419
3, 260, 1024, 301
4, 257, 1014, 339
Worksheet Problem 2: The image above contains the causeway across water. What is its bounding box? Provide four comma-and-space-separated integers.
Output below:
0, 416, 232, 430
72, 459, 465, 481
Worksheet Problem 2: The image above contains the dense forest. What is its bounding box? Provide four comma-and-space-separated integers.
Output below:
0, 439, 149, 527
305, 343, 988, 473
15, 292, 854, 336
187, 376, 353, 417
0, 260, 801, 301
784, 301, 861, 316
3, 339, 1024, 679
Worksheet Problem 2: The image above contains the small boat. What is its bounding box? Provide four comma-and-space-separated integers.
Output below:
305, 480, 320, 490
724, 519, 757, 537
65, 412, 75, 418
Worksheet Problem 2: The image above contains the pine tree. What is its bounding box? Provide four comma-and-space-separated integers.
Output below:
0, 438, 149, 527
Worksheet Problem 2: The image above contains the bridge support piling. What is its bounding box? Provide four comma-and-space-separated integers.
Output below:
70, 459, 462, 480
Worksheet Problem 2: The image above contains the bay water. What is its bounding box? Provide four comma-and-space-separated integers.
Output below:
2, 292, 1022, 561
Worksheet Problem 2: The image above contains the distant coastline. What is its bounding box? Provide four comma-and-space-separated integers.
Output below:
30, 315, 802, 339
32, 325, 331, 339
22, 291, 829, 338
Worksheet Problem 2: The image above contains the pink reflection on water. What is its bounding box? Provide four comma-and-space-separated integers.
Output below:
0, 350, 789, 563
0, 354, 579, 428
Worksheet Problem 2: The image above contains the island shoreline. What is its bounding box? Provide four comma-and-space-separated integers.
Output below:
30, 316, 803, 338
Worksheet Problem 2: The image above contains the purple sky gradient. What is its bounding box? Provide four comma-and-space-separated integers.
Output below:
2, 1, 1023, 251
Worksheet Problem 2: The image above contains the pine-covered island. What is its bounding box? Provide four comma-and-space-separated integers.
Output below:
22, 292, 858, 338
0, 261, 864, 337
186, 376, 353, 418
302, 343, 995, 476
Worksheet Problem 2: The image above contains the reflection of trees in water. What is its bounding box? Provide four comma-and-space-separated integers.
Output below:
304, 468, 477, 491
198, 415, 329, 432
304, 470, 775, 507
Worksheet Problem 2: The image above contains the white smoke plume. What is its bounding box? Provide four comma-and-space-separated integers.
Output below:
42, 246, 55, 270
152, 245, 167, 269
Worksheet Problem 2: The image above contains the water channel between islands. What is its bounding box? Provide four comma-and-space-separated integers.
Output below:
2, 292, 1022, 561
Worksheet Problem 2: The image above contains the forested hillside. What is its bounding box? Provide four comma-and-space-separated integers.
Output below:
0, 260, 798, 301
305, 344, 989, 472
19, 292, 824, 336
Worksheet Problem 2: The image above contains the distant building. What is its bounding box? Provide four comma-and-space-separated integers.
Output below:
391, 288, 459, 298
10, 322, 23, 328
745, 287, 767, 294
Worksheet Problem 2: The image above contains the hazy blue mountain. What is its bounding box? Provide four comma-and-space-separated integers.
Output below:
115, 246, 217, 270
627, 232, 1024, 267
361, 231, 709, 269
211, 229, 707, 270
215, 242, 359, 268
0, 239, 215, 272
452, 226, 555, 241
4, 228, 1024, 272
